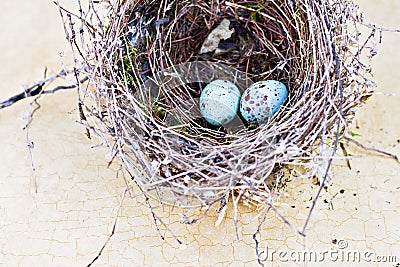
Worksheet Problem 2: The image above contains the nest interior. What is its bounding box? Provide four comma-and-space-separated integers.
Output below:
69, 0, 376, 209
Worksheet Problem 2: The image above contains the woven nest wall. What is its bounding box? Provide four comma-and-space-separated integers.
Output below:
63, 0, 376, 211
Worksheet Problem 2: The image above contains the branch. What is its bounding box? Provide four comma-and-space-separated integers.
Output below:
87, 183, 128, 267
0, 69, 88, 110
344, 136, 400, 164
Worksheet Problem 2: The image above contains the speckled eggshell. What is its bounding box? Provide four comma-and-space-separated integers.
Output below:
240, 80, 288, 123
199, 80, 241, 126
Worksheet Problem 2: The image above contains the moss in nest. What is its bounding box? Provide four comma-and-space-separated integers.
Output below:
118, 45, 137, 89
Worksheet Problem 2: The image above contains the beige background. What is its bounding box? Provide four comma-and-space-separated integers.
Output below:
0, 1, 399, 266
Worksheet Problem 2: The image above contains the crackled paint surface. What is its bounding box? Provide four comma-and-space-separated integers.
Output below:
0, 1, 399, 266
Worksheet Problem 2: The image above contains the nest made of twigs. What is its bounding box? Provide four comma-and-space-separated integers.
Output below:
63, 0, 376, 211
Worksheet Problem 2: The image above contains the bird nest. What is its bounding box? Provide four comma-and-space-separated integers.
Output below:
60, 0, 376, 212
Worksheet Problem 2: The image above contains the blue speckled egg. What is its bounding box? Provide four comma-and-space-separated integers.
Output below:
199, 80, 241, 126
240, 80, 288, 123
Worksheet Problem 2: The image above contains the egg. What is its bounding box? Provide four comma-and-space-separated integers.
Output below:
240, 80, 288, 123
199, 80, 241, 126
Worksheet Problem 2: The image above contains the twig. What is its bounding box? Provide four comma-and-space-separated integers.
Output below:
362, 22, 400, 33
269, 202, 305, 237
23, 67, 49, 193
129, 170, 184, 244
339, 142, 352, 170
344, 136, 400, 164
24, 95, 42, 193
253, 209, 269, 267
0, 68, 88, 110
87, 182, 128, 267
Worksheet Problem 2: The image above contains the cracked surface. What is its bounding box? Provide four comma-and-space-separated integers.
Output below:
1, 0, 399, 266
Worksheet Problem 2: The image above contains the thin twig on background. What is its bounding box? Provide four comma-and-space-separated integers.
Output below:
0, 68, 88, 110
344, 136, 400, 164
87, 180, 128, 267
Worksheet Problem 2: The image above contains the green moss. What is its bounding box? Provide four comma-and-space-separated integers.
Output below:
152, 102, 168, 120
350, 132, 361, 137
120, 45, 138, 88
180, 127, 192, 135
250, 6, 262, 21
